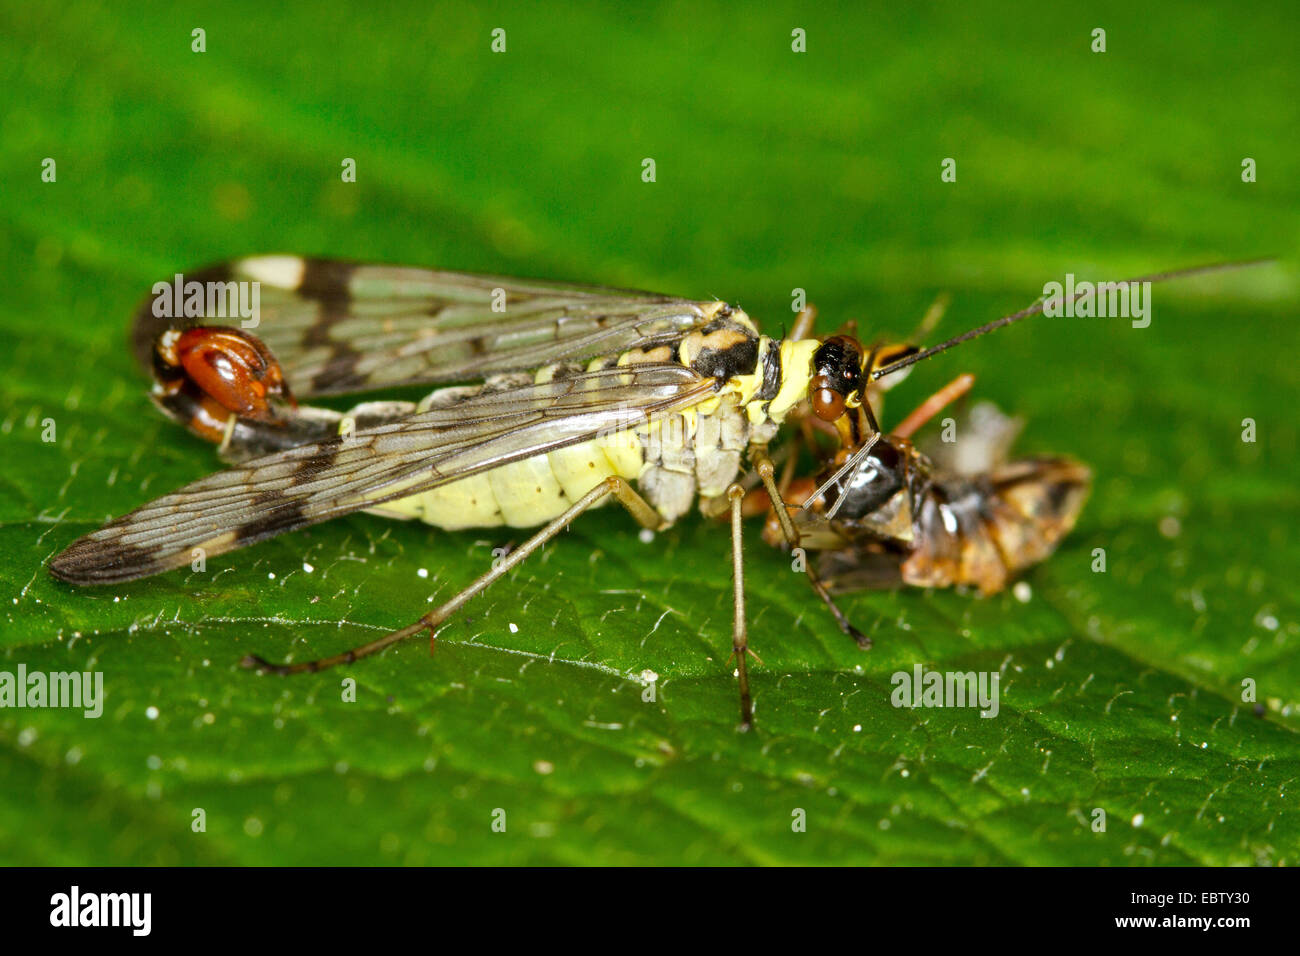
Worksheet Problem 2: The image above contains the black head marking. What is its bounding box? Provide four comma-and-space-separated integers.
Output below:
812, 336, 864, 397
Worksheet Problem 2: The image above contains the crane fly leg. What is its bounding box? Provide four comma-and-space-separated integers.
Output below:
892, 373, 976, 440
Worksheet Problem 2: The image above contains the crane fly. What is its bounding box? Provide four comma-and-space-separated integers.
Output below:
753, 391, 1092, 597
48, 256, 1269, 728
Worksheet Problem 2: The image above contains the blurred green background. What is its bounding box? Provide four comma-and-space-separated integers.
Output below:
1, 1, 1297, 865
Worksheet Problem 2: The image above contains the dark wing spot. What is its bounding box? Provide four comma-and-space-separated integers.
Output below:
297, 259, 355, 310
234, 502, 310, 545
295, 260, 363, 391
289, 442, 343, 485
49, 537, 160, 586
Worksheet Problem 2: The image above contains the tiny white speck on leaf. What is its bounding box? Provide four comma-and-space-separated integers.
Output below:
267, 572, 275, 580
145, 706, 159, 720
1132, 813, 1145, 827
508, 622, 518, 633
302, 562, 314, 573
1013, 581, 1032, 603
639, 528, 655, 543
417, 567, 429, 578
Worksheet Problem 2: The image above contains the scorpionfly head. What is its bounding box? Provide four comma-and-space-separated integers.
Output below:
808, 334, 865, 422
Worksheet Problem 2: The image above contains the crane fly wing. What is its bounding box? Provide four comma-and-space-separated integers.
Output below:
133, 257, 721, 398
50, 364, 714, 585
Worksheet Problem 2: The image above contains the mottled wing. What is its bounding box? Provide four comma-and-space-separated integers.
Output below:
50, 364, 714, 585
133, 256, 721, 397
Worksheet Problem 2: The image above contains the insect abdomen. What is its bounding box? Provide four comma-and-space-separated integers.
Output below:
372, 392, 759, 530
901, 457, 1091, 595
380, 437, 639, 529
383, 404, 754, 530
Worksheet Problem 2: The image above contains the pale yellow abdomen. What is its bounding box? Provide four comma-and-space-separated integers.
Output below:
374, 435, 642, 529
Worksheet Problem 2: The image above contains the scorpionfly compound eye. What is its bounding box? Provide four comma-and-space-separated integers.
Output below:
809, 374, 846, 421
155, 326, 294, 421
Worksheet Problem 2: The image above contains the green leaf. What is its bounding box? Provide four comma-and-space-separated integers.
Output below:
1, 1, 1297, 865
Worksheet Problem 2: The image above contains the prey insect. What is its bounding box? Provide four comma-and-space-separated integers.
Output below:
752, 382, 1092, 598
49, 256, 1267, 728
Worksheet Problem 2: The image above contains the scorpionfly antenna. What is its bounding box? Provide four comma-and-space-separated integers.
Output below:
870, 257, 1276, 384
